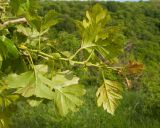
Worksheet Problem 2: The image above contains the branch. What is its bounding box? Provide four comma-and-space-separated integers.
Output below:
27, 49, 124, 70
1, 18, 27, 27
28, 49, 101, 68
69, 47, 83, 60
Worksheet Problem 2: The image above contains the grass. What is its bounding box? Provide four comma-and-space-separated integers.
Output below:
10, 86, 160, 128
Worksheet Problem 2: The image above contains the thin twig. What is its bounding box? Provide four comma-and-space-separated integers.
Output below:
27, 49, 123, 70
1, 17, 27, 27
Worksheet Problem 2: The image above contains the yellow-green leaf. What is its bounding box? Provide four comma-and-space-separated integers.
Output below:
96, 79, 123, 115
76, 4, 124, 63
27, 99, 43, 107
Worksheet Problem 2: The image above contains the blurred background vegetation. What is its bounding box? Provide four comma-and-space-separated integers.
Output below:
10, 1, 160, 128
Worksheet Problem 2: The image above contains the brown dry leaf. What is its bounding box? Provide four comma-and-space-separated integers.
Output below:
127, 60, 144, 74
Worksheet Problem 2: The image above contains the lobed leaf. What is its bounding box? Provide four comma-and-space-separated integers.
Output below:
51, 72, 86, 116
76, 4, 124, 63
41, 10, 60, 31
96, 79, 123, 115
5, 69, 86, 116
6, 71, 54, 99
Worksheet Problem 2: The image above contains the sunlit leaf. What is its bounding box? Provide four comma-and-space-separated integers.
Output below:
27, 99, 43, 107
76, 4, 124, 63
96, 79, 123, 115
35, 64, 48, 75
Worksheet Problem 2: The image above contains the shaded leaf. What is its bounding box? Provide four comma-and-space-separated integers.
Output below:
0, 36, 19, 59
0, 84, 19, 109
41, 10, 60, 31
10, 0, 29, 16
51, 72, 85, 116
25, 10, 59, 32
53, 84, 85, 116
0, 94, 19, 109
10, 0, 39, 16
6, 71, 54, 99
51, 72, 79, 89
27, 16, 42, 32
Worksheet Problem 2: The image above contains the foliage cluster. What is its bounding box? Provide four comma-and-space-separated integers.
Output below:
0, 0, 145, 127
0, 0, 159, 128
43, 0, 160, 120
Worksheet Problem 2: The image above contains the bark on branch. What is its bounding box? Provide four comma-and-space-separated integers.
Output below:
1, 17, 27, 27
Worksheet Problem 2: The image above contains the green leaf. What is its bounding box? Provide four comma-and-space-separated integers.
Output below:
52, 53, 61, 60
53, 84, 85, 116
35, 64, 48, 75
0, 94, 19, 109
41, 10, 60, 31
76, 4, 124, 63
0, 36, 19, 59
51, 71, 79, 88
6, 70, 86, 116
6, 71, 54, 100
25, 10, 59, 32
10, 0, 29, 16
0, 85, 19, 109
10, 0, 39, 16
27, 99, 43, 107
51, 72, 86, 116
27, 16, 42, 32
16, 25, 45, 39
96, 79, 123, 115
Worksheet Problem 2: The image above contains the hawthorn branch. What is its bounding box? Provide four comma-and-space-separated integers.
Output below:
1, 17, 27, 27
27, 49, 124, 70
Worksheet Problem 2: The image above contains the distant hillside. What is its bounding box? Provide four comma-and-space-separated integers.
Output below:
42, 0, 160, 118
